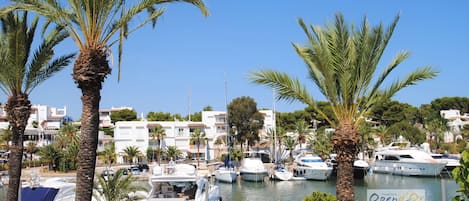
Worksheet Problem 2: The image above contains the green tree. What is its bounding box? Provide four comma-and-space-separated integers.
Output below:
425, 117, 449, 151
98, 143, 116, 169
374, 125, 392, 146
371, 100, 420, 127
25, 142, 38, 166
0, 11, 74, 200
123, 146, 141, 165
39, 145, 62, 171
309, 129, 333, 160
228, 96, 264, 150
0, 129, 12, 151
283, 136, 297, 162
249, 13, 437, 200
388, 121, 425, 145
93, 169, 147, 201
190, 128, 207, 168
165, 146, 182, 160
147, 112, 173, 121
295, 120, 310, 149
452, 150, 469, 201
149, 125, 166, 165
3, 1, 208, 200
110, 109, 137, 123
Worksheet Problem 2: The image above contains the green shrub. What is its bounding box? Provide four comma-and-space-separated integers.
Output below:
302, 191, 337, 201
452, 150, 469, 200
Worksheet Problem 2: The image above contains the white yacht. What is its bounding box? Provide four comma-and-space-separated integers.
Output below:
148, 163, 221, 201
239, 157, 268, 182
430, 153, 461, 172
271, 164, 293, 181
214, 165, 237, 183
372, 149, 447, 176
293, 154, 333, 180
327, 154, 370, 179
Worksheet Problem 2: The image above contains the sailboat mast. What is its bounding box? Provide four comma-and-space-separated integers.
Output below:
224, 74, 230, 157
273, 89, 277, 164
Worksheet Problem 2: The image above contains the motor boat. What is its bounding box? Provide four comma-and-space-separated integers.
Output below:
214, 164, 237, 183
372, 149, 447, 176
271, 164, 293, 181
239, 157, 268, 182
327, 154, 370, 179
20, 176, 76, 201
430, 153, 461, 172
148, 163, 221, 201
353, 159, 370, 179
293, 154, 333, 180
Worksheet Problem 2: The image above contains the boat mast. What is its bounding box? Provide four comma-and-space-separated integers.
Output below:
224, 74, 230, 161
273, 89, 277, 164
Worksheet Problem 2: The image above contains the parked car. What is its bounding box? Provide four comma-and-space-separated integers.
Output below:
119, 168, 128, 175
101, 169, 114, 180
130, 166, 140, 175
138, 163, 149, 172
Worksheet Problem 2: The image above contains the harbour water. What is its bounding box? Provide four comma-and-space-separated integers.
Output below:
0, 173, 460, 200
216, 174, 459, 201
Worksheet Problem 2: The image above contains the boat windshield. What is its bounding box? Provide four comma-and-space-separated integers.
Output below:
302, 159, 323, 163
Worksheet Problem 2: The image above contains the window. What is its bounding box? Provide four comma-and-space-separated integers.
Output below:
384, 155, 399, 161
399, 155, 413, 159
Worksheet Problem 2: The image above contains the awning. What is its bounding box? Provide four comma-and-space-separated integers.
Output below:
21, 187, 59, 201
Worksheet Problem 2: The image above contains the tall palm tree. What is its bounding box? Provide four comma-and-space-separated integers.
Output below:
374, 125, 390, 146
93, 169, 147, 201
295, 120, 310, 149
39, 144, 62, 171
25, 141, 38, 166
0, 11, 74, 200
99, 143, 116, 169
249, 13, 437, 200
190, 128, 207, 168
123, 146, 141, 165
165, 146, 182, 160
283, 136, 297, 162
58, 123, 79, 144
3, 1, 208, 200
150, 125, 166, 165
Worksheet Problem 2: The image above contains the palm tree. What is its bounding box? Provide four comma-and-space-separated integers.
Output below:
295, 120, 310, 149
98, 143, 116, 169
0, 129, 12, 151
165, 146, 182, 160
283, 136, 297, 162
58, 123, 79, 145
93, 169, 147, 201
3, 1, 208, 200
25, 141, 38, 166
39, 144, 62, 171
374, 125, 391, 146
149, 125, 166, 165
123, 146, 141, 165
190, 128, 207, 168
249, 13, 437, 200
0, 11, 74, 200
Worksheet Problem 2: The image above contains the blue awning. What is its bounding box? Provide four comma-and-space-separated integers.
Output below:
21, 187, 59, 201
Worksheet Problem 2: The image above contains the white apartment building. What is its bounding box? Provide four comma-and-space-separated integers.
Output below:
0, 104, 67, 146
440, 109, 469, 142
113, 110, 275, 164
99, 106, 133, 128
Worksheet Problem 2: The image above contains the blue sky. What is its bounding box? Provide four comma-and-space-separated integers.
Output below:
4, 1, 469, 120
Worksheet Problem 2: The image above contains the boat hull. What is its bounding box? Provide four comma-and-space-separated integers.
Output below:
294, 166, 333, 180
372, 161, 447, 176
240, 171, 268, 182
215, 168, 237, 183
272, 169, 293, 181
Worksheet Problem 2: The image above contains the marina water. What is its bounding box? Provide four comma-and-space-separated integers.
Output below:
216, 174, 459, 201
0, 173, 460, 200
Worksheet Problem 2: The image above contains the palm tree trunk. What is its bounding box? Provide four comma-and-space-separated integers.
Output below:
73, 49, 111, 201
6, 94, 31, 201
197, 143, 200, 168
157, 139, 161, 165
332, 122, 359, 201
